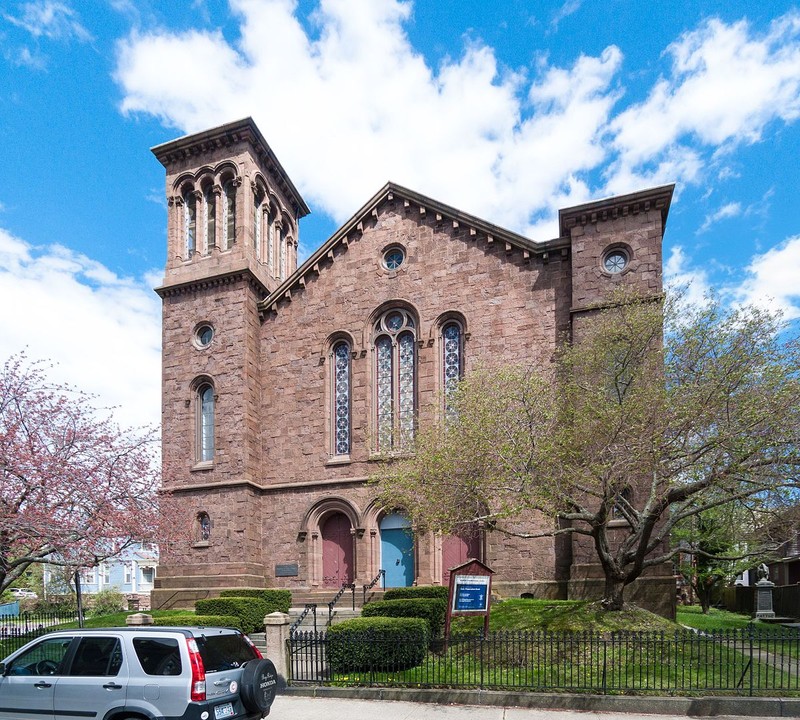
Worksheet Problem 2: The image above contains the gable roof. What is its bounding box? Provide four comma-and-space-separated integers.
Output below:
258, 181, 571, 314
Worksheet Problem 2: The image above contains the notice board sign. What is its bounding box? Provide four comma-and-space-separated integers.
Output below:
444, 559, 494, 639
452, 575, 490, 612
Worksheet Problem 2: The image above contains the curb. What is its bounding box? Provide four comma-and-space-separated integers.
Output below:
281, 685, 800, 717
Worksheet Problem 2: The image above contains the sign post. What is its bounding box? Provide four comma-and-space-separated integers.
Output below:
444, 559, 494, 641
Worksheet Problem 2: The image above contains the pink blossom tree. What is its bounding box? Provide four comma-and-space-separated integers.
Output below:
0, 354, 187, 594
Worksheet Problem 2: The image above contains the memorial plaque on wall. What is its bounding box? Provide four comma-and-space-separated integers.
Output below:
275, 563, 299, 577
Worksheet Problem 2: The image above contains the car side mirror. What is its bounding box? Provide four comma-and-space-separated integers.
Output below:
0, 662, 6, 676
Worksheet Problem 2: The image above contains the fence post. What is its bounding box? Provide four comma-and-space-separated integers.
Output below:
264, 611, 291, 688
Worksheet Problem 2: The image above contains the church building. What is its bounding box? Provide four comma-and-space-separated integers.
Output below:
151, 117, 675, 613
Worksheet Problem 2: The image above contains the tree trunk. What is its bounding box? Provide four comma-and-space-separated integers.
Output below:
601, 575, 626, 611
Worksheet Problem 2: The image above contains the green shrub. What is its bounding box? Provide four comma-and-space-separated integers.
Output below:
326, 617, 429, 672
362, 597, 447, 636
153, 614, 242, 630
90, 589, 126, 616
195, 598, 268, 633
384, 586, 449, 602
218, 589, 291, 613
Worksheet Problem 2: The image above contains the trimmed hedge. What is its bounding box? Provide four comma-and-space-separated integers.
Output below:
326, 617, 429, 672
154, 614, 242, 630
383, 586, 449, 602
362, 597, 447, 637
219, 589, 291, 613
195, 598, 268, 633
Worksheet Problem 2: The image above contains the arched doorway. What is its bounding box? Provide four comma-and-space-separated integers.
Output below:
380, 513, 414, 587
442, 526, 481, 585
321, 512, 353, 588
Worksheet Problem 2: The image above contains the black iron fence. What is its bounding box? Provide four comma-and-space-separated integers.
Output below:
0, 610, 79, 657
288, 628, 800, 695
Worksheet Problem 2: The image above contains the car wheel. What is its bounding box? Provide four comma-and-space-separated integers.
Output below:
239, 658, 278, 715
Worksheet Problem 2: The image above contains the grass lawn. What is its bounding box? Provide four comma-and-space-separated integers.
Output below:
677, 606, 761, 631
452, 598, 677, 634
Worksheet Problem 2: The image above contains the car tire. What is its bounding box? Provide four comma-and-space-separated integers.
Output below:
239, 658, 278, 715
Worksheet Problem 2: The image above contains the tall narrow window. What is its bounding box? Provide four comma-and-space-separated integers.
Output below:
205, 188, 216, 254
197, 512, 211, 541
374, 309, 416, 451
279, 226, 286, 280
184, 191, 196, 256
332, 341, 351, 456
223, 180, 236, 249
267, 209, 274, 275
197, 384, 215, 462
442, 322, 463, 418
253, 193, 263, 259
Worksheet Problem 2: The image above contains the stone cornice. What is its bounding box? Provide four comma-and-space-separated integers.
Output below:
559, 184, 675, 237
165, 475, 370, 494
257, 181, 572, 316
151, 117, 310, 219
154, 266, 268, 299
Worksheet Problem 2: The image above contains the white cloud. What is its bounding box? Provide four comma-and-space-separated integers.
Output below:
664, 246, 713, 308
697, 201, 742, 234
607, 13, 800, 193
4, 1, 92, 42
0, 227, 162, 430
737, 235, 800, 320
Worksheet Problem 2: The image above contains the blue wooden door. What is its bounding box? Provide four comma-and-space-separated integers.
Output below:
381, 513, 414, 587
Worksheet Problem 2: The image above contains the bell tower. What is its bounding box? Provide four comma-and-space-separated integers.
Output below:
152, 118, 309, 605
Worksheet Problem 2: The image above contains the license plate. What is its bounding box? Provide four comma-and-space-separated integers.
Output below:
214, 702, 235, 719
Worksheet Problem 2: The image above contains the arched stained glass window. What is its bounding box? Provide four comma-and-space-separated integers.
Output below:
442, 322, 463, 417
184, 191, 196, 256
332, 341, 351, 456
197, 384, 215, 462
374, 309, 417, 451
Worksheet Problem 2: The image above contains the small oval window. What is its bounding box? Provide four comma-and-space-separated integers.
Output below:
196, 325, 214, 347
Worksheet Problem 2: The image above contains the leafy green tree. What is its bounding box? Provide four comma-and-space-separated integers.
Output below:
375, 291, 800, 610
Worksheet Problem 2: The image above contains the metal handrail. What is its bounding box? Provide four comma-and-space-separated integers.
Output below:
289, 603, 317, 633
362, 569, 386, 605
327, 583, 356, 626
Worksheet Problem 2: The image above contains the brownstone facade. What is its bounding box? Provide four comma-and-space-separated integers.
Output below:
152, 118, 675, 615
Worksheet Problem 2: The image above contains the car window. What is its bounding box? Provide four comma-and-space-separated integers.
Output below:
196, 633, 257, 672
132, 637, 182, 676
69, 637, 122, 677
7, 636, 73, 676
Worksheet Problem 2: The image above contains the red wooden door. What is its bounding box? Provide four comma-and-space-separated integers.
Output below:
442, 529, 481, 585
322, 513, 353, 587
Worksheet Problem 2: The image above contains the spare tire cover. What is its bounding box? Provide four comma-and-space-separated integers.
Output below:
239, 658, 278, 714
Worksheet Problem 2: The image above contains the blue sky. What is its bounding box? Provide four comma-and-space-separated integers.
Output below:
1, 0, 799, 430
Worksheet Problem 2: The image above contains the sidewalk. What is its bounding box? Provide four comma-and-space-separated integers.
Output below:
276, 687, 800, 719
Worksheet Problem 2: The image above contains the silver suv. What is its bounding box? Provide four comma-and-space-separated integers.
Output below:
0, 626, 277, 720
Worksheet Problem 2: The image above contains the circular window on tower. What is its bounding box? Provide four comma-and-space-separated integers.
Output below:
602, 248, 629, 275
382, 246, 405, 271
194, 323, 214, 349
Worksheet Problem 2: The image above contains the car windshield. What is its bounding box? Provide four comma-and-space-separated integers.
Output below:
195, 633, 257, 672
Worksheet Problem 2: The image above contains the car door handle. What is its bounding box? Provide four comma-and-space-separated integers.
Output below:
103, 682, 123, 690
34, 681, 52, 689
